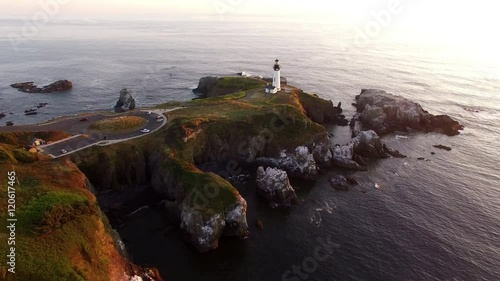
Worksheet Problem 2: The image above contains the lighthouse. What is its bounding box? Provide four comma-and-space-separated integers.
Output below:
272, 59, 281, 91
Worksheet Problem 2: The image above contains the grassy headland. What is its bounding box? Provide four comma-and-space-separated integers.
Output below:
0, 77, 337, 278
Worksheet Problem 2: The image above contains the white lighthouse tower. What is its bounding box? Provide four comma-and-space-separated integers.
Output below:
272, 59, 281, 91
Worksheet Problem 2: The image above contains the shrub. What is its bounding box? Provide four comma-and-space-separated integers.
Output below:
12, 148, 37, 163
36, 200, 97, 234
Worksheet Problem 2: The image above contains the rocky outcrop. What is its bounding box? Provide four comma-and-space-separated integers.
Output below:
256, 167, 299, 208
329, 175, 349, 191
255, 146, 318, 180
180, 195, 248, 253
433, 144, 452, 151
355, 89, 464, 136
313, 130, 406, 170
114, 88, 136, 113
11, 80, 73, 93
193, 76, 220, 97
352, 130, 389, 159
298, 91, 348, 126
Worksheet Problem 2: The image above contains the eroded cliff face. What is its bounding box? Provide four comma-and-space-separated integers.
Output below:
181, 195, 248, 252
73, 141, 250, 253
0, 134, 162, 280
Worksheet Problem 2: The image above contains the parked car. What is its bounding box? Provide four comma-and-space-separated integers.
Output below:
140, 129, 150, 133
156, 118, 163, 123
147, 111, 152, 115
60, 149, 68, 154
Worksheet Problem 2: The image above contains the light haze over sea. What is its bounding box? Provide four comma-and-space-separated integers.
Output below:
0, 14, 499, 281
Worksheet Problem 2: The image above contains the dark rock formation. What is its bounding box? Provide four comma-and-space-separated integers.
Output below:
180, 195, 248, 252
355, 89, 464, 136
314, 130, 406, 170
11, 80, 73, 93
255, 146, 319, 181
297, 91, 348, 126
193, 76, 220, 97
114, 88, 136, 113
0, 113, 5, 119
346, 176, 359, 185
6, 121, 14, 126
329, 175, 349, 191
256, 167, 299, 208
433, 145, 452, 151
255, 219, 264, 230
352, 130, 389, 159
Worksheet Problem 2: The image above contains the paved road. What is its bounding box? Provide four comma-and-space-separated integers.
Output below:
0, 109, 180, 158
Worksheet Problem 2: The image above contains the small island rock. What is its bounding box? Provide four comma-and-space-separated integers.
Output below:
355, 89, 464, 136
256, 167, 299, 208
114, 88, 136, 113
11, 80, 73, 93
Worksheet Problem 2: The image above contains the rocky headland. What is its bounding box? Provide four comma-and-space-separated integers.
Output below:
11, 80, 73, 93
0, 75, 465, 280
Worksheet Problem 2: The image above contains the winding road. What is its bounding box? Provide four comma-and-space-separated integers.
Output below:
0, 108, 180, 158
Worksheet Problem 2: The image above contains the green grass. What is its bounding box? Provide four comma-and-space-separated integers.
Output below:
165, 156, 239, 214
89, 116, 147, 133
12, 148, 37, 163
0, 148, 128, 280
217, 77, 265, 90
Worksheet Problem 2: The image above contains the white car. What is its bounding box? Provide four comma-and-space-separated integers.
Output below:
60, 149, 68, 154
140, 129, 150, 133
156, 118, 163, 123
147, 111, 152, 115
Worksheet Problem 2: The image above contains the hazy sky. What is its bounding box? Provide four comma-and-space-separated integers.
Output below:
2, 0, 499, 63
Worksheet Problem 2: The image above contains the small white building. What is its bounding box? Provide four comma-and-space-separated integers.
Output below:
265, 83, 278, 94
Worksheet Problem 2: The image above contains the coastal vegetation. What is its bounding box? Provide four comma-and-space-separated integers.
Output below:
0, 76, 462, 278
89, 116, 147, 133
0, 149, 130, 280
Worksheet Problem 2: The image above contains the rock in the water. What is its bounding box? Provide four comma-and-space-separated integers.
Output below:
332, 143, 365, 170
355, 89, 464, 136
433, 144, 452, 151
180, 195, 248, 253
11, 80, 73, 93
331, 130, 406, 170
256, 167, 299, 208
329, 175, 349, 191
114, 88, 136, 113
255, 146, 319, 181
383, 144, 406, 158
6, 121, 14, 126
255, 219, 264, 230
352, 130, 389, 159
0, 113, 5, 119
346, 176, 359, 185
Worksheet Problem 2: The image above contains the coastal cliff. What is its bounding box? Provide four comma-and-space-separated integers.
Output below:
0, 76, 464, 279
0, 132, 161, 281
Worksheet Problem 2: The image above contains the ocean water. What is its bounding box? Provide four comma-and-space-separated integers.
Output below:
1, 17, 499, 281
